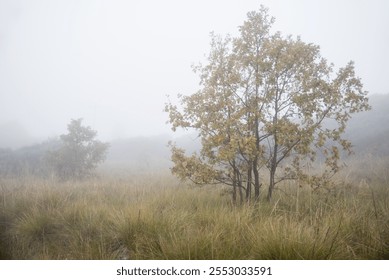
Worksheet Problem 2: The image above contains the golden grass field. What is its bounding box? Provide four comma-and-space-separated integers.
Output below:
0, 160, 388, 260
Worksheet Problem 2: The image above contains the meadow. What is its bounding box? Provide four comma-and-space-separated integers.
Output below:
0, 160, 388, 260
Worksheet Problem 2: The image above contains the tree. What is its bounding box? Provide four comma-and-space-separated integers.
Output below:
47, 119, 109, 180
165, 7, 370, 204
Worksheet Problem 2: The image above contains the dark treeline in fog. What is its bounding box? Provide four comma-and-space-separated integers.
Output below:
0, 139, 60, 178
345, 94, 389, 155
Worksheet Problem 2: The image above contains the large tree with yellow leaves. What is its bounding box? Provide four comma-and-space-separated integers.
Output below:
165, 6, 370, 203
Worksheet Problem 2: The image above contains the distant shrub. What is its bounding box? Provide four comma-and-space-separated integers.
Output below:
46, 118, 109, 181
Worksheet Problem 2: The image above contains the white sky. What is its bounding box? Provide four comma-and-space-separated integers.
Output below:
0, 0, 388, 146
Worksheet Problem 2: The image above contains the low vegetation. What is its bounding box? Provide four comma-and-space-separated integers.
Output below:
0, 164, 388, 260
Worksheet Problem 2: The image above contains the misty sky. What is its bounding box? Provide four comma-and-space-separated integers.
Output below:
1, 0, 388, 148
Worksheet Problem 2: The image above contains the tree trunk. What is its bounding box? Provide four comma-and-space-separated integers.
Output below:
232, 179, 237, 205
268, 164, 276, 201
238, 182, 244, 206
253, 114, 261, 201
232, 162, 237, 205
268, 92, 279, 201
268, 139, 278, 201
246, 163, 252, 203
253, 158, 260, 201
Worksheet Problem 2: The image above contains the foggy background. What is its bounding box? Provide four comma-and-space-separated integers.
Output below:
1, 0, 388, 150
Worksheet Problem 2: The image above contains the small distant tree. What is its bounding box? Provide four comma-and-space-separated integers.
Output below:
165, 7, 370, 204
47, 119, 109, 180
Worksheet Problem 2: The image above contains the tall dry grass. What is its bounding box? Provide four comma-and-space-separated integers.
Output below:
0, 167, 388, 259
